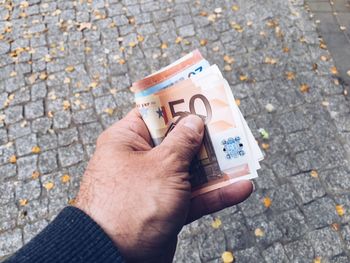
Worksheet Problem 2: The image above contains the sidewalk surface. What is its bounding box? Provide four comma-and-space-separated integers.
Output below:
0, 0, 350, 262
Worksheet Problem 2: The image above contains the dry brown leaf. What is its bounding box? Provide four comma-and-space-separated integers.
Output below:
331, 223, 341, 231
68, 198, 76, 205
299, 84, 310, 93
285, 71, 296, 80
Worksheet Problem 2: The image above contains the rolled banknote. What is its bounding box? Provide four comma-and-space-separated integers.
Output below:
133, 62, 263, 196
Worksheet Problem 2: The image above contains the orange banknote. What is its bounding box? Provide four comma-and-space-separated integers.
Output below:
135, 65, 262, 196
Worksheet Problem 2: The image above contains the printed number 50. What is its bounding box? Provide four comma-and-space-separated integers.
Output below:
169, 94, 212, 123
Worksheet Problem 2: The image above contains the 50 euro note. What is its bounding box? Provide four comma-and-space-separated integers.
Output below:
134, 65, 262, 196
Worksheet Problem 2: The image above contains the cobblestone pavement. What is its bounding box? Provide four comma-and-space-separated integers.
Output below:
306, 0, 350, 85
0, 0, 350, 262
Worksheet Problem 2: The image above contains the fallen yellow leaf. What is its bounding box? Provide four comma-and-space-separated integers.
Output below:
161, 42, 168, 49
31, 171, 40, 179
128, 42, 137, 48
232, 5, 240, 11
320, 55, 329, 62
336, 205, 345, 217
175, 36, 183, 44
310, 170, 318, 178
224, 65, 232, 72
9, 155, 17, 163
31, 146, 41, 154
285, 71, 296, 80
235, 99, 241, 106
118, 59, 126, 65
224, 55, 235, 64
264, 57, 278, 65
137, 35, 144, 42
104, 108, 114, 115
61, 174, 71, 183
200, 39, 208, 46
211, 218, 222, 229
330, 66, 339, 75
231, 22, 243, 32
263, 197, 272, 208
63, 100, 71, 110
19, 199, 28, 206
10, 71, 17, 77
89, 82, 99, 89
254, 228, 264, 237
222, 251, 234, 263
65, 66, 75, 73
313, 256, 321, 263
261, 143, 270, 150
43, 182, 54, 190
239, 75, 248, 81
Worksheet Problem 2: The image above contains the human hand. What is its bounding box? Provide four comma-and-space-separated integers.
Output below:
75, 109, 253, 262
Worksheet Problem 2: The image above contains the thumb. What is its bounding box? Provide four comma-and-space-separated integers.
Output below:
156, 115, 204, 170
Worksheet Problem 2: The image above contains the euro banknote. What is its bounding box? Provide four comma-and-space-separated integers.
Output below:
131, 50, 263, 196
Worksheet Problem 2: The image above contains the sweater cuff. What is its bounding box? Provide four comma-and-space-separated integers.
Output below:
7, 206, 125, 263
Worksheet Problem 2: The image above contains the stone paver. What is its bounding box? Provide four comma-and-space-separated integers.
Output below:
0, 0, 350, 262
306, 0, 350, 85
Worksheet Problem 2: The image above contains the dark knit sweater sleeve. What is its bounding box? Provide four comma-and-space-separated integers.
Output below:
5, 206, 125, 263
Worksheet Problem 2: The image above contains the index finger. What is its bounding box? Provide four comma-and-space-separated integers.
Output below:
108, 108, 153, 146
186, 180, 253, 223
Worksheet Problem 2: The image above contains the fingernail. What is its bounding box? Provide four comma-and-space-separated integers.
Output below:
183, 115, 204, 134
251, 181, 256, 192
